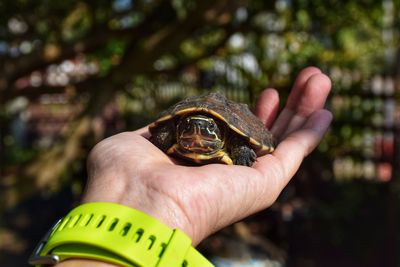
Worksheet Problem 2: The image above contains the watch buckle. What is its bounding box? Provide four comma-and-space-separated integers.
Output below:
28, 218, 63, 265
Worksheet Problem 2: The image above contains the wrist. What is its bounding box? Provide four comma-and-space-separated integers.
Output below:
81, 178, 197, 245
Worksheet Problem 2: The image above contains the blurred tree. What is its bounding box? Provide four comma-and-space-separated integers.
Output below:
0, 0, 387, 198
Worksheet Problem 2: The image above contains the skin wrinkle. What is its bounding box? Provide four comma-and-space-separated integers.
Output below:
241, 169, 265, 211
236, 173, 264, 218
207, 165, 257, 227
145, 180, 192, 237
86, 143, 122, 199
144, 166, 204, 243
219, 169, 243, 217
173, 177, 204, 240
255, 157, 285, 204
191, 185, 218, 240
186, 178, 215, 241
184, 166, 232, 236
192, 167, 224, 236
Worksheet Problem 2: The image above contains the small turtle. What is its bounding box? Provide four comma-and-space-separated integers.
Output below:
148, 92, 275, 166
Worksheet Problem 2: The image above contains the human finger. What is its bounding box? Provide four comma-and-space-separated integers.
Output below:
254, 88, 279, 128
270, 67, 322, 137
255, 109, 332, 193
286, 66, 322, 109
281, 73, 331, 138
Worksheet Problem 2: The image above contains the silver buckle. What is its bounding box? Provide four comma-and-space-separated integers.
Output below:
28, 218, 63, 265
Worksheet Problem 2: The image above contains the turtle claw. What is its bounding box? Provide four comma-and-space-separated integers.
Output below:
234, 157, 255, 167
231, 144, 257, 167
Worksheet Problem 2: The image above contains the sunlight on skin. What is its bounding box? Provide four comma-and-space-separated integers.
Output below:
58, 67, 332, 267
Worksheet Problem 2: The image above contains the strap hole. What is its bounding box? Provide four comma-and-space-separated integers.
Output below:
147, 235, 156, 250
120, 223, 132, 236
133, 228, 144, 242
158, 243, 167, 257
182, 260, 188, 267
66, 215, 81, 228
58, 217, 71, 231
72, 214, 82, 227
83, 214, 94, 226
108, 218, 119, 231
96, 215, 106, 228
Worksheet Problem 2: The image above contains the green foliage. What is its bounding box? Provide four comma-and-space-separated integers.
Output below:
62, 2, 93, 41
94, 39, 128, 75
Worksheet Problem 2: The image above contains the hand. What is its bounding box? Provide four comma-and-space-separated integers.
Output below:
82, 66, 332, 248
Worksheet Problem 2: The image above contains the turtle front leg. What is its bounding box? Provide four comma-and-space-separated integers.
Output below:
149, 122, 175, 152
229, 136, 257, 166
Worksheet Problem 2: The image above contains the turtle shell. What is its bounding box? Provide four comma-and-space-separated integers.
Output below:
149, 92, 275, 155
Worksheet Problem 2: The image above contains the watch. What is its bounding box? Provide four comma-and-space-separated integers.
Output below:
28, 202, 214, 267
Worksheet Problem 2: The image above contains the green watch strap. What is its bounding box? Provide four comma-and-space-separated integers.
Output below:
29, 202, 214, 267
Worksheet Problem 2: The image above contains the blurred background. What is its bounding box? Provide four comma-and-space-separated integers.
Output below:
0, 0, 399, 266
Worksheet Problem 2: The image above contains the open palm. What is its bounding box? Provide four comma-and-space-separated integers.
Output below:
82, 67, 332, 246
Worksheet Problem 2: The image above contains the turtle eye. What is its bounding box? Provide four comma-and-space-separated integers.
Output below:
208, 121, 216, 131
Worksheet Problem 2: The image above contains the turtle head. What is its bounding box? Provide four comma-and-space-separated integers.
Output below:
177, 114, 223, 154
